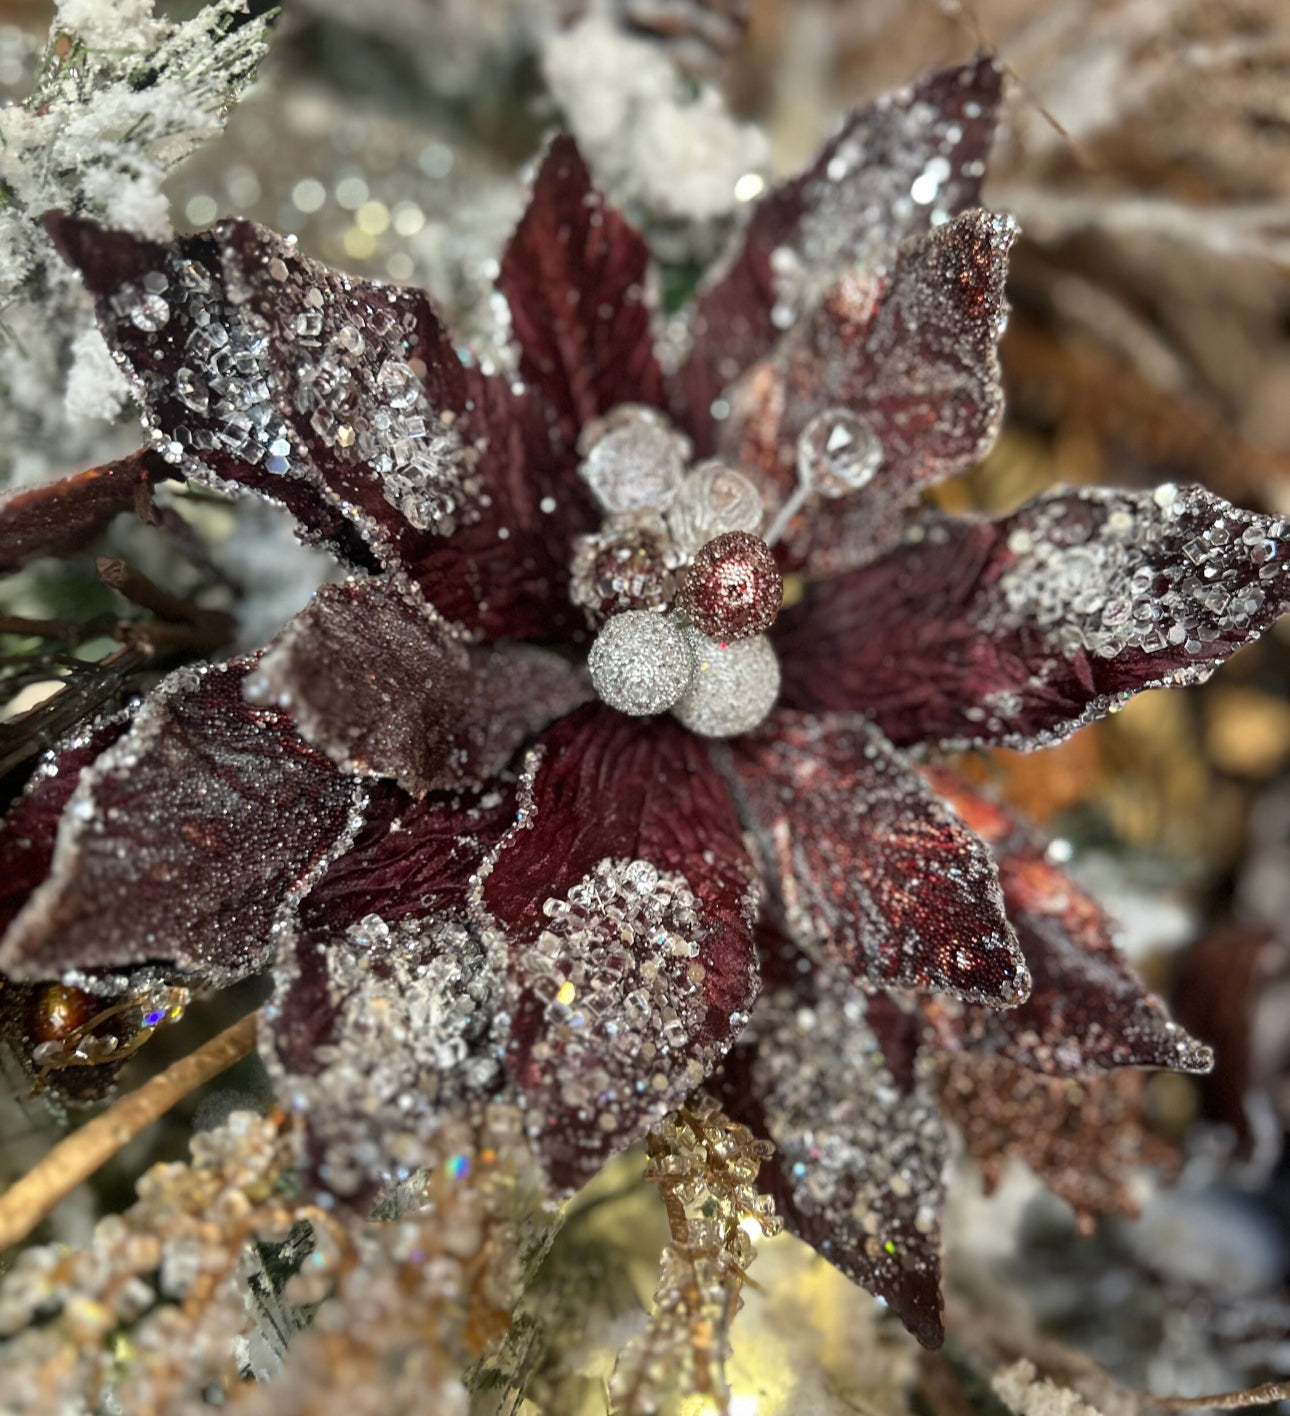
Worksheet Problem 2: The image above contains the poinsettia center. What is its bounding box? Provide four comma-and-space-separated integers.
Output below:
570, 405, 784, 738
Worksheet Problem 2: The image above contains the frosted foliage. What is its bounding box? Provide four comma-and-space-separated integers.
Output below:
265, 913, 508, 1197
0, 0, 269, 486
543, 16, 767, 244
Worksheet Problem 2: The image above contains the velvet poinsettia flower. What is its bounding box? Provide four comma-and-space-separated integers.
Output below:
2, 54, 1286, 1349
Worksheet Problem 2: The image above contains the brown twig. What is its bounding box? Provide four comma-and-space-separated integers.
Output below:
1145, 1386, 1290, 1412
0, 1011, 260, 1252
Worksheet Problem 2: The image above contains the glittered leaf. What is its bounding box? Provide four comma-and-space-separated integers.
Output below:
262, 912, 510, 1200
0, 662, 364, 984
727, 712, 1028, 1004
778, 486, 1290, 748
937, 1053, 1177, 1232
0, 720, 129, 937
723, 210, 1016, 575
0, 451, 158, 574
922, 767, 1212, 1076
678, 52, 1003, 453
716, 976, 948, 1348
477, 705, 761, 1191
48, 213, 594, 640
244, 576, 471, 798
498, 134, 665, 440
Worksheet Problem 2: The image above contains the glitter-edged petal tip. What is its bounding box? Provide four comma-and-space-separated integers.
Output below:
477, 705, 762, 1191
678, 51, 1004, 453
922, 767, 1213, 1076
245, 576, 471, 798
46, 211, 595, 641
778, 485, 1290, 748
716, 973, 948, 1349
728, 712, 1029, 1005
0, 662, 365, 985
499, 133, 666, 440
724, 209, 1016, 576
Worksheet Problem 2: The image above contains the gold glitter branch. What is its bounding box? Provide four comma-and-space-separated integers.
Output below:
0, 1010, 259, 1252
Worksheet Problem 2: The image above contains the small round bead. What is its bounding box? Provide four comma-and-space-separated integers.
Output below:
578, 405, 689, 514
588, 610, 695, 716
670, 628, 780, 738
797, 407, 882, 498
680, 531, 783, 641
570, 521, 677, 627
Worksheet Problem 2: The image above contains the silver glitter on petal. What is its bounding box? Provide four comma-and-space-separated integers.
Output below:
588, 609, 695, 716
670, 627, 780, 737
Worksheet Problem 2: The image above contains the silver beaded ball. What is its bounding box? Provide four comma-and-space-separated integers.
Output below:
588, 609, 696, 716
670, 627, 781, 737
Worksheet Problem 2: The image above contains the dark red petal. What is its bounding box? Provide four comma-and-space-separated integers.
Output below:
727, 711, 1028, 1004
0, 452, 159, 574
677, 52, 1004, 452
715, 976, 947, 1348
936, 1053, 1177, 1232
778, 486, 1290, 748
723, 210, 1015, 576
245, 577, 471, 798
478, 704, 761, 1191
0, 662, 365, 984
0, 720, 130, 936
299, 781, 517, 934
438, 644, 592, 791
262, 912, 510, 1201
47, 213, 593, 641
921, 767, 1212, 1076
498, 134, 665, 441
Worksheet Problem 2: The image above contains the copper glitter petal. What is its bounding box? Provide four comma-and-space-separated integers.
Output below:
727, 711, 1028, 1005
247, 577, 471, 798
777, 486, 1290, 749
936, 1053, 1177, 1232
723, 209, 1016, 576
715, 977, 948, 1348
921, 767, 1212, 1076
676, 51, 1004, 453
478, 704, 762, 1191
0, 451, 158, 574
47, 213, 594, 641
498, 133, 666, 441
0, 661, 365, 984
0, 719, 130, 938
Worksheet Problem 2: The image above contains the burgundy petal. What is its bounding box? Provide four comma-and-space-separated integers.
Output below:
936, 1054, 1177, 1232
0, 661, 365, 984
477, 704, 761, 1191
778, 485, 1290, 748
244, 577, 471, 798
262, 911, 511, 1201
677, 52, 1004, 453
0, 719, 130, 937
726, 711, 1028, 1004
921, 767, 1212, 1076
498, 134, 666, 441
437, 643, 592, 791
0, 451, 158, 574
722, 210, 1015, 575
47, 213, 593, 640
715, 973, 948, 1348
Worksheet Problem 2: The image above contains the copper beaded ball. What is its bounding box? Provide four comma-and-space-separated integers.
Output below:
679, 531, 783, 642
